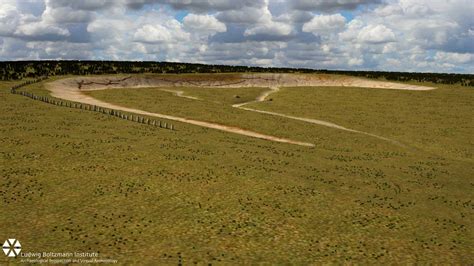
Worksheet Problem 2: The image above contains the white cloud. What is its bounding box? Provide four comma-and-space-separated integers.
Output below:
357, 25, 396, 44
87, 18, 132, 39
302, 14, 346, 34
183, 14, 226, 35
134, 24, 172, 43
0, 0, 472, 73
217, 6, 266, 24
242, 3, 295, 41
0, 1, 25, 37
134, 23, 190, 43
435, 52, 474, 64
348, 57, 364, 66
15, 21, 70, 40
338, 19, 363, 41
274, 10, 313, 24
42, 6, 94, 23
244, 20, 293, 37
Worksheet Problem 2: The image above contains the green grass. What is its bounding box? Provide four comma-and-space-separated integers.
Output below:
247, 85, 473, 162
0, 75, 473, 264
174, 86, 268, 105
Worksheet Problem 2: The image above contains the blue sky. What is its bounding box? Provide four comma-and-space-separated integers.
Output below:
341, 11, 355, 22
174, 11, 189, 22
0, 0, 472, 73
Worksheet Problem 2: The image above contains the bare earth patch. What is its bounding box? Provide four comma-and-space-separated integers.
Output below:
46, 73, 435, 147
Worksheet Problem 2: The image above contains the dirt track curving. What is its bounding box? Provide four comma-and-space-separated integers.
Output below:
232, 87, 406, 146
46, 73, 435, 147
47, 77, 315, 147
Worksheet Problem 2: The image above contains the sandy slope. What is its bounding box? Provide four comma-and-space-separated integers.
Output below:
54, 73, 436, 91
46, 73, 434, 147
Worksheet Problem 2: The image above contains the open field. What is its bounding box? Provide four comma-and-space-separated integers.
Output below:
46, 73, 435, 147
1, 73, 473, 264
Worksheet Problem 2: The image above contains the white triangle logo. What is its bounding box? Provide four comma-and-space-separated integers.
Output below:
2, 239, 21, 257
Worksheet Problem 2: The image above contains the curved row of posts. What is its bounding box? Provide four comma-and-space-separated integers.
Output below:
10, 77, 175, 131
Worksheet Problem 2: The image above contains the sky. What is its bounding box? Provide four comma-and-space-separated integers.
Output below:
0, 0, 473, 73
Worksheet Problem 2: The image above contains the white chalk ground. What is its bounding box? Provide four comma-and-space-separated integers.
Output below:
46, 73, 435, 147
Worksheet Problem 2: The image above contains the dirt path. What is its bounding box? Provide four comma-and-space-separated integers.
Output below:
232, 87, 405, 146
160, 89, 200, 100
46, 74, 435, 147
47, 81, 315, 147
232, 86, 280, 108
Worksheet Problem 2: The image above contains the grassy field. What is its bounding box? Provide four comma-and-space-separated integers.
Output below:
248, 85, 474, 162
0, 75, 473, 264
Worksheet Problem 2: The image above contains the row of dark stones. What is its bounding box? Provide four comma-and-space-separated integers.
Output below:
10, 77, 175, 130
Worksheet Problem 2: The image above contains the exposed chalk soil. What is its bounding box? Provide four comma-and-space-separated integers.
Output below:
46, 73, 435, 147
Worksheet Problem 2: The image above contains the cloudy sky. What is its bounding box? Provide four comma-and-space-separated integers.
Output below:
1, 0, 473, 73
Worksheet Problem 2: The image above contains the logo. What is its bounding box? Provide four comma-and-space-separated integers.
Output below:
3, 239, 21, 257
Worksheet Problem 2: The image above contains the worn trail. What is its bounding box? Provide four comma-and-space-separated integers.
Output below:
47, 82, 315, 147
46, 74, 435, 147
232, 87, 405, 146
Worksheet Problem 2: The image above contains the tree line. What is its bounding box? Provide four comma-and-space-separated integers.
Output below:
1, 60, 472, 86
